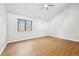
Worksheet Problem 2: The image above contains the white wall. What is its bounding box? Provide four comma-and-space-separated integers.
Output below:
49, 4, 79, 41
0, 4, 7, 54
8, 13, 48, 43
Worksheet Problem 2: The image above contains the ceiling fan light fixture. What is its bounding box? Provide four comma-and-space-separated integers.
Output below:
44, 4, 48, 8
40, 3, 54, 11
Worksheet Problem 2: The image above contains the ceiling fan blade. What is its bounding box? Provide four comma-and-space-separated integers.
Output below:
47, 3, 54, 6
48, 4, 54, 6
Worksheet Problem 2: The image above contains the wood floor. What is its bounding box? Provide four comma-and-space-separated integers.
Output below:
1, 36, 79, 56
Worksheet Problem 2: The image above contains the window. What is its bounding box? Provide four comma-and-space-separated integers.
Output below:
17, 19, 32, 32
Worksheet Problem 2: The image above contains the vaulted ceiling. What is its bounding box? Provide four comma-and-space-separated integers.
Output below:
4, 3, 68, 21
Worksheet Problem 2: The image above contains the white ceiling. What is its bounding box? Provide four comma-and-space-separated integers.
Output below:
4, 3, 68, 21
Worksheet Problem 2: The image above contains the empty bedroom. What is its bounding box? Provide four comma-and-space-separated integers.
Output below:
0, 3, 79, 56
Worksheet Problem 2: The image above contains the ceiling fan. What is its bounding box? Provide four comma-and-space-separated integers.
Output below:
38, 3, 54, 11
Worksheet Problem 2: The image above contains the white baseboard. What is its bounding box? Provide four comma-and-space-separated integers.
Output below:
8, 35, 47, 43
8, 34, 79, 43
0, 41, 8, 55
49, 34, 79, 42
